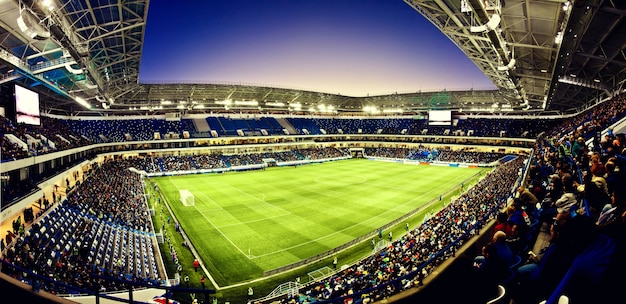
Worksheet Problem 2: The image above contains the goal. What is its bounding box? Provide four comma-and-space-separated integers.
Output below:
179, 189, 194, 206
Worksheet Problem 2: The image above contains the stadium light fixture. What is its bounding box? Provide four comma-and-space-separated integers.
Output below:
234, 100, 258, 106
265, 101, 285, 107
555, 31, 564, 44
74, 96, 91, 109
40, 0, 54, 11
382, 108, 403, 114
289, 102, 302, 111
562, 1, 571, 11
363, 105, 380, 114
317, 104, 336, 113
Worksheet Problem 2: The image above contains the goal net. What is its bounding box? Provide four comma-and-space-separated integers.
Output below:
179, 189, 194, 206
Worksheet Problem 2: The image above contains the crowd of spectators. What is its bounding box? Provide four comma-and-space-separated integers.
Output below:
2, 92, 626, 302
125, 148, 351, 174
364, 147, 412, 159
1, 115, 30, 161
310, 118, 412, 135
1, 93, 625, 165
279, 156, 526, 304
296, 147, 350, 160
63, 160, 151, 231
0, 115, 93, 161
436, 149, 506, 163
493, 126, 626, 303
271, 93, 626, 303
160, 155, 195, 172
2, 159, 159, 295
546, 93, 626, 141
193, 153, 226, 170
364, 146, 507, 164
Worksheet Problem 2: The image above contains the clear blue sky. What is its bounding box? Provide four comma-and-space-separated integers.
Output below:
139, 0, 495, 97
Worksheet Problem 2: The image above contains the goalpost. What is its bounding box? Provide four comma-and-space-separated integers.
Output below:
179, 189, 194, 206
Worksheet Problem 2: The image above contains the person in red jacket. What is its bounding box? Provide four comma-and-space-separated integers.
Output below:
193, 258, 199, 272
492, 211, 513, 237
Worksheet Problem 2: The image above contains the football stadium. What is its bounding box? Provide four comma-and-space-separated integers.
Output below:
1, 1, 626, 304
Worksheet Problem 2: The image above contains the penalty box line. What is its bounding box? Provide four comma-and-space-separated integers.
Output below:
166, 177, 252, 259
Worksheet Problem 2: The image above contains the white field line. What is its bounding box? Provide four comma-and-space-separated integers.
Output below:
215, 182, 293, 216
166, 177, 250, 258
218, 212, 291, 228
246, 172, 457, 260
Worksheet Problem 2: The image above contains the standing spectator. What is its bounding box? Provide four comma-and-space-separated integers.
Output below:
571, 137, 585, 161
193, 258, 199, 272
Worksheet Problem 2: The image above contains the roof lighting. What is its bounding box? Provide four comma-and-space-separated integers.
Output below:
74, 96, 91, 109
265, 101, 285, 107
555, 32, 563, 44
234, 100, 258, 106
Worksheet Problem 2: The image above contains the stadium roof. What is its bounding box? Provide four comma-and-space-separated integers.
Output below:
0, 0, 624, 116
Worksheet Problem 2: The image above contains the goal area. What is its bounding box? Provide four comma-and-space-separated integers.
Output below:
179, 189, 194, 206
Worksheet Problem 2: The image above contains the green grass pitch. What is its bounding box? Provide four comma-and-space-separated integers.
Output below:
153, 158, 484, 286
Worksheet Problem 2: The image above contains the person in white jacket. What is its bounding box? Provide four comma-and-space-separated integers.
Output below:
555, 173, 579, 214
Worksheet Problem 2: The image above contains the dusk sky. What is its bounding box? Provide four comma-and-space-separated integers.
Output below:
139, 0, 496, 97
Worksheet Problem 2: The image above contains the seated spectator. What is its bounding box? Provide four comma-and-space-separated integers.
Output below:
492, 211, 513, 237
582, 164, 610, 221
544, 173, 563, 206
539, 215, 616, 304
473, 242, 511, 287
539, 173, 579, 225
512, 212, 579, 303
474, 231, 515, 269
506, 200, 532, 253
517, 185, 539, 215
